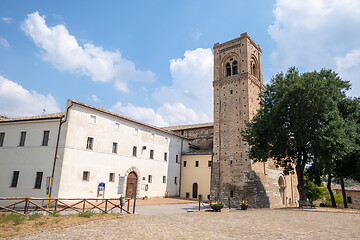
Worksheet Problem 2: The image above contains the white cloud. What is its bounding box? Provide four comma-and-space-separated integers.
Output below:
111, 102, 168, 127
268, 0, 360, 96
91, 94, 100, 103
335, 49, 360, 96
153, 48, 213, 122
1, 17, 12, 24
0, 75, 60, 118
0, 37, 9, 48
21, 11, 155, 92
110, 48, 213, 127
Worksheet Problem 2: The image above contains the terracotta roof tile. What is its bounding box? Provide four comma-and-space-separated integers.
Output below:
69, 100, 183, 138
162, 122, 214, 131
0, 112, 65, 123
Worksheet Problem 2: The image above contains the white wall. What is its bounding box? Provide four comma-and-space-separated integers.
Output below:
0, 119, 66, 200
57, 103, 187, 199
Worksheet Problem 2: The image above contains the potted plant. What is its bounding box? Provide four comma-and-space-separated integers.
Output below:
186, 192, 190, 198
210, 200, 224, 212
240, 200, 249, 210
165, 191, 169, 198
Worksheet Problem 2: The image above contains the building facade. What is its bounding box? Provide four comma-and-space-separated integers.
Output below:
210, 32, 298, 207
0, 100, 188, 200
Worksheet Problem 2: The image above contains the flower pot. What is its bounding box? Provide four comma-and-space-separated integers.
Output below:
210, 205, 224, 212
240, 205, 248, 210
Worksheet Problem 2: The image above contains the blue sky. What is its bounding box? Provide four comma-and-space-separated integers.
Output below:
0, 0, 359, 126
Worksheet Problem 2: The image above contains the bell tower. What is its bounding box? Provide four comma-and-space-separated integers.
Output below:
211, 32, 264, 206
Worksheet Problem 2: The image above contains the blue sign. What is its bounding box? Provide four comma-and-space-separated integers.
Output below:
99, 182, 105, 188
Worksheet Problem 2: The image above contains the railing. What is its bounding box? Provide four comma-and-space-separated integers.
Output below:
0, 197, 136, 215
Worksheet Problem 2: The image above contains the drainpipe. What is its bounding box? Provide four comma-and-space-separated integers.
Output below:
179, 138, 184, 197
49, 103, 73, 198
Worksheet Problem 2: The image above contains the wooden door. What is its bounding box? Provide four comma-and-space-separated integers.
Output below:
192, 182, 198, 198
125, 172, 137, 199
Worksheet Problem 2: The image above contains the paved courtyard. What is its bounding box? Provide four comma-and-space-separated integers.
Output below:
13, 207, 360, 240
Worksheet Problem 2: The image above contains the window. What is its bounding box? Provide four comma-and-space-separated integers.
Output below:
112, 142, 118, 153
42, 131, 50, 146
226, 60, 238, 77
115, 122, 120, 131
0, 132, 5, 147
82, 171, 90, 181
183, 161, 187, 167
208, 161, 212, 167
10, 171, 19, 187
148, 175, 152, 183
89, 115, 96, 124
174, 177, 178, 185
232, 61, 238, 75
34, 172, 43, 189
150, 150, 154, 159
176, 155, 179, 163
230, 191, 234, 198
19, 131, 26, 147
226, 63, 231, 77
109, 173, 115, 182
347, 196, 352, 204
164, 152, 167, 161
134, 128, 139, 136
133, 146, 137, 157
86, 137, 94, 150
163, 176, 166, 183
195, 161, 199, 167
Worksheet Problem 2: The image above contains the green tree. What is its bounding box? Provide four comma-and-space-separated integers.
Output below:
304, 173, 323, 201
242, 67, 350, 201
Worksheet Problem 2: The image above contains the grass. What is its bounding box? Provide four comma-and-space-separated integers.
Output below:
0, 212, 120, 238
78, 211, 95, 218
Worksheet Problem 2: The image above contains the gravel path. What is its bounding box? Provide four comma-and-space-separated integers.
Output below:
13, 208, 360, 240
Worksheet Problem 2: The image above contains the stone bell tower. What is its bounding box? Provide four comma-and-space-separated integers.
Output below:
211, 32, 264, 207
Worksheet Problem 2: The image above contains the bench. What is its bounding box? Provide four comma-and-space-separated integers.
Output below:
298, 200, 315, 208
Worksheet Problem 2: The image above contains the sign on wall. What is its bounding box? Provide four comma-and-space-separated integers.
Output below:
118, 176, 125, 194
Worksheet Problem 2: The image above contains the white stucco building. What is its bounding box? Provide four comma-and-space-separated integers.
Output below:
0, 100, 189, 200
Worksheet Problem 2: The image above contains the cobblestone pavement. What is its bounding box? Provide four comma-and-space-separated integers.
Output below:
13, 208, 360, 240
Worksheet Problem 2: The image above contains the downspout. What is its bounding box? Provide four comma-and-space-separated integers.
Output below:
49, 103, 73, 198
179, 138, 183, 197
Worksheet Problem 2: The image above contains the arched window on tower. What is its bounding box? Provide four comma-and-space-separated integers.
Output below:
226, 63, 231, 77
232, 61, 238, 75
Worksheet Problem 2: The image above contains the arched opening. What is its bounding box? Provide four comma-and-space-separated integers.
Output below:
232, 61, 238, 75
226, 63, 231, 77
192, 182, 198, 198
278, 175, 286, 205
125, 171, 138, 199
250, 57, 259, 80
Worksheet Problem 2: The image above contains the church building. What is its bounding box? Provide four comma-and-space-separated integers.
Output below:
0, 33, 298, 208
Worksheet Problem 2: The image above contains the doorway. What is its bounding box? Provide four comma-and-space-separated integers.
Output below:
125, 171, 137, 199
192, 182, 198, 198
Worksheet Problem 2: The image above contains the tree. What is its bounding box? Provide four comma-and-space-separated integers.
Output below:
242, 67, 350, 201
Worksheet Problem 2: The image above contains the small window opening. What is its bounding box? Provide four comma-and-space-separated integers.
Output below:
232, 61, 238, 75
230, 191, 234, 198
133, 146, 137, 157
226, 63, 231, 77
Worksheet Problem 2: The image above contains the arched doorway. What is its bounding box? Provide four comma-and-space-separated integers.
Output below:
125, 171, 137, 199
278, 175, 286, 205
192, 182, 198, 198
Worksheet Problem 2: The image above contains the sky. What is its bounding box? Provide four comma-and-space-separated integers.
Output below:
0, 0, 359, 127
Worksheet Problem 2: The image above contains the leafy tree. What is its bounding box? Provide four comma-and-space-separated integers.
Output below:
242, 67, 350, 201
304, 173, 323, 201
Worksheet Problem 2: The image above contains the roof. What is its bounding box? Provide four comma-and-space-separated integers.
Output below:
0, 112, 65, 123
162, 122, 214, 131
69, 100, 184, 139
